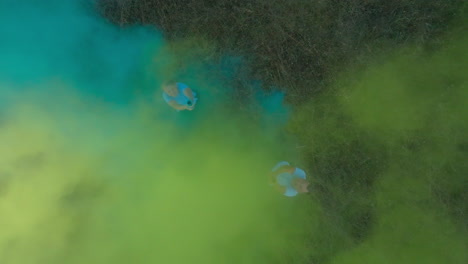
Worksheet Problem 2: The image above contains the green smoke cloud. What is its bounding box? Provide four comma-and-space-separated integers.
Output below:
2, 1, 466, 264
0, 1, 306, 264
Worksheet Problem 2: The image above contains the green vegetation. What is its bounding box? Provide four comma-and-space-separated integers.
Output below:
98, 0, 465, 101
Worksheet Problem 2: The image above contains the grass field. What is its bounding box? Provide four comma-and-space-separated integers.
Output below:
99, 0, 464, 99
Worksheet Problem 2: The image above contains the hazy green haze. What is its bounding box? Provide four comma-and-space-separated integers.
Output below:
0, 0, 466, 263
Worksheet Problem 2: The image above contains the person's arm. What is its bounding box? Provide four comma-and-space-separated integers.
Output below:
268, 172, 286, 194
167, 100, 189, 111
183, 87, 195, 102
274, 165, 295, 174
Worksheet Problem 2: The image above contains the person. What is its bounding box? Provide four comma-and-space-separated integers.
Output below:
161, 81, 198, 111
269, 161, 310, 197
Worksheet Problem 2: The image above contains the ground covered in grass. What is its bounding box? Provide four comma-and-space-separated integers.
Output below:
99, 0, 465, 100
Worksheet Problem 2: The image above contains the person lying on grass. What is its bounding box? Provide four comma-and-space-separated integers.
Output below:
269, 161, 310, 197
161, 81, 198, 111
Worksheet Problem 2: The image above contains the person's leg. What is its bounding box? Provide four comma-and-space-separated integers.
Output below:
271, 161, 290, 172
